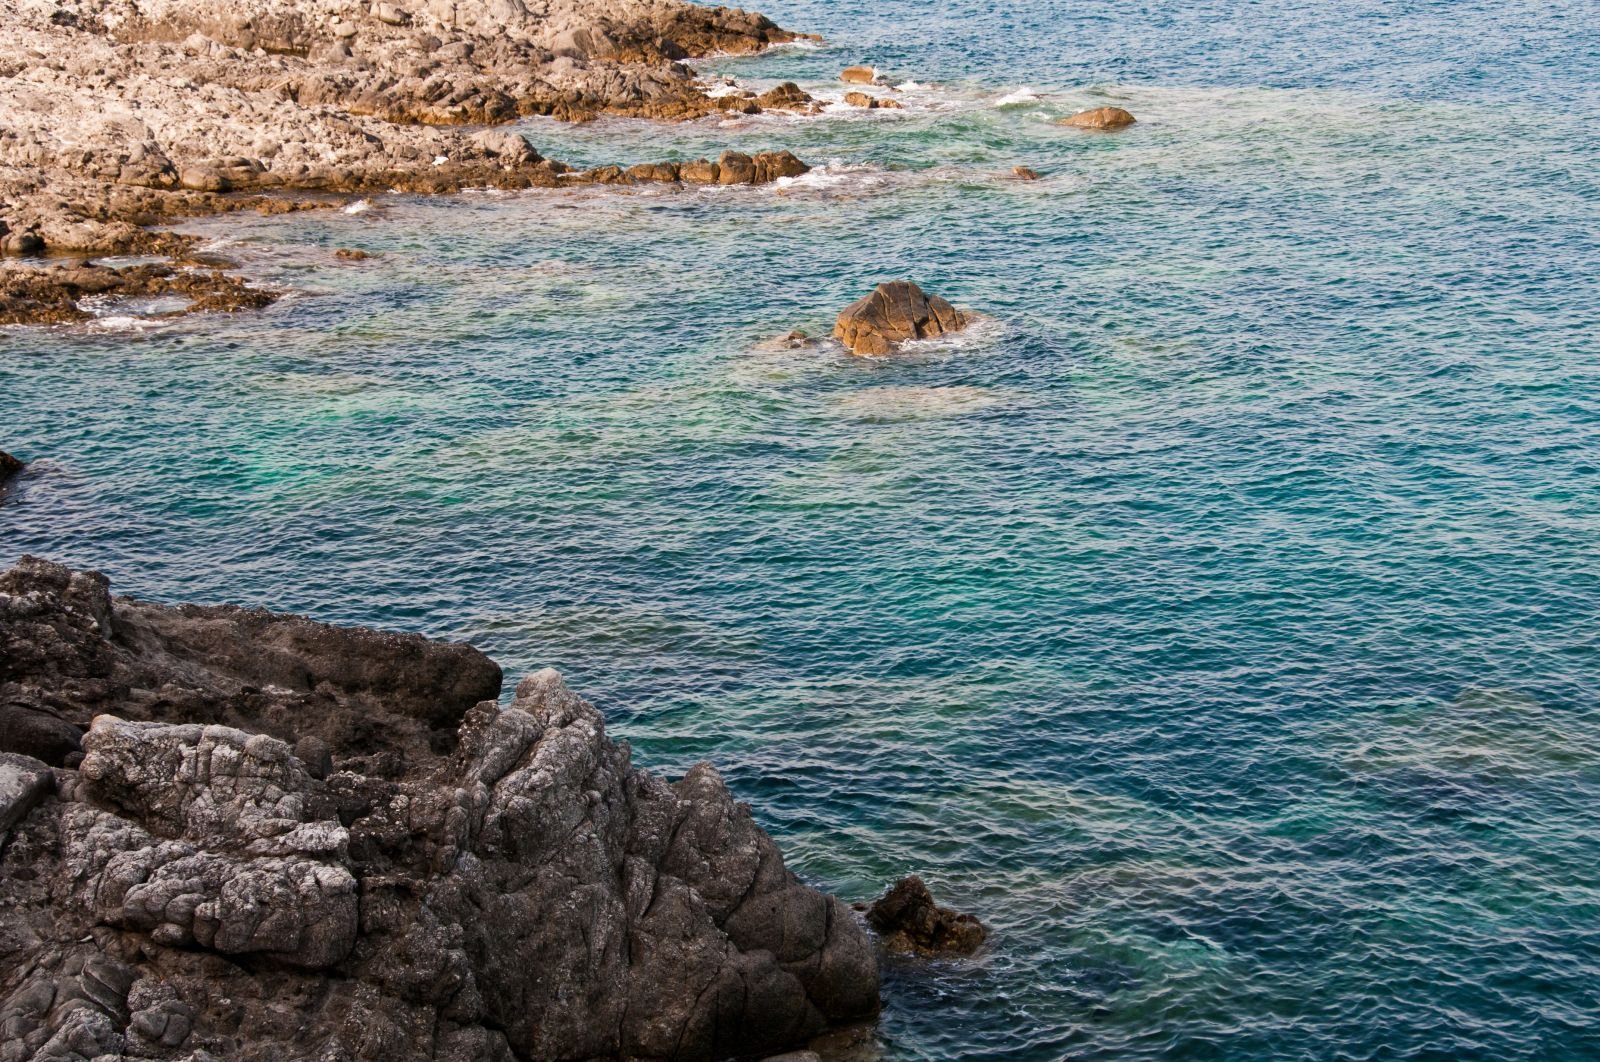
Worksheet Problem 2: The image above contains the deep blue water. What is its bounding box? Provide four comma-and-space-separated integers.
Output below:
5, 1, 1600, 1057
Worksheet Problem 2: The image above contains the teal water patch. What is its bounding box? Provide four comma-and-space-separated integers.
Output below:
5, 0, 1600, 1057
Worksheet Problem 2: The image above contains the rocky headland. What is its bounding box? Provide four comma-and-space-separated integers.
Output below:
0, 556, 882, 1060
0, 0, 825, 321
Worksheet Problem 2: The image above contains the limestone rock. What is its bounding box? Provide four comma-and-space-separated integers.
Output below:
832, 281, 968, 357
1013, 166, 1041, 180
863, 875, 987, 957
1060, 105, 1137, 130
840, 66, 879, 85
0, 557, 880, 1058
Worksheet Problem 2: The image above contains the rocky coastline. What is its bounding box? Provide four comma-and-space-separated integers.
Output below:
0, 555, 887, 1060
0, 0, 826, 322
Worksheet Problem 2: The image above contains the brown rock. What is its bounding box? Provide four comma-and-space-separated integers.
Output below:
1013, 166, 1041, 180
626, 162, 681, 183
877, 98, 904, 109
0, 262, 276, 326
862, 876, 987, 957
832, 281, 968, 357
0, 450, 22, 484
334, 248, 373, 260
841, 66, 878, 85
1060, 106, 1137, 130
755, 82, 813, 110
717, 150, 757, 185
679, 159, 721, 184
843, 91, 877, 109
753, 150, 810, 183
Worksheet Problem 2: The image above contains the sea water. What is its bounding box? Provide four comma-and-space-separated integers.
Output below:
5, 0, 1600, 1056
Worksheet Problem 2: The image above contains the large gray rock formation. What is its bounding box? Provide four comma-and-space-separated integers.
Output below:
0, 556, 879, 1060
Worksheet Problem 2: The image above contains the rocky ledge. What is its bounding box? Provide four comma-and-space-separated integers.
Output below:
0, 0, 821, 260
0, 556, 880, 1060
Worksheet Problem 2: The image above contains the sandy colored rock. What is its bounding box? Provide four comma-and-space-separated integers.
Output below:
0, 555, 881, 1059
0, 0, 818, 261
1013, 166, 1041, 180
844, 91, 876, 108
832, 280, 968, 357
1060, 105, 1137, 130
841, 65, 878, 85
334, 247, 374, 260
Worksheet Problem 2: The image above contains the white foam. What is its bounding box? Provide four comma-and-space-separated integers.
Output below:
343, 198, 373, 214
994, 87, 1043, 107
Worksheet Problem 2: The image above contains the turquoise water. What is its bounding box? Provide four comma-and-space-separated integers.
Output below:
5, 1, 1600, 1057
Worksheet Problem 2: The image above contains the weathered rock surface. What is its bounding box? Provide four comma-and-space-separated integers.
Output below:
1012, 166, 1041, 181
0, 0, 820, 261
861, 876, 987, 958
0, 555, 879, 1058
832, 281, 968, 357
840, 66, 879, 85
1059, 105, 1137, 130
0, 262, 278, 325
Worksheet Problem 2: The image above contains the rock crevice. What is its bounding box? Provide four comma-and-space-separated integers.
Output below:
0, 556, 880, 1060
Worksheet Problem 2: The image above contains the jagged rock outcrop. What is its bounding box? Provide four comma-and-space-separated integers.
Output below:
1059, 106, 1136, 130
0, 0, 821, 259
832, 281, 968, 357
861, 876, 987, 958
0, 556, 880, 1059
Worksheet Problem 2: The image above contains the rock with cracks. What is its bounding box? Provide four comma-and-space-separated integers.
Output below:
0, 556, 880, 1060
832, 281, 968, 357
862, 875, 987, 958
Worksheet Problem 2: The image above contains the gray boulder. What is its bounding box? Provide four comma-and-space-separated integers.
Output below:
0, 557, 879, 1060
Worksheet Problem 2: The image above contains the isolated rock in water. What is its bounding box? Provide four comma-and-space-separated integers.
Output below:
841, 66, 879, 85
0, 556, 880, 1059
0, 449, 22, 484
864, 875, 988, 957
1013, 166, 1042, 180
1060, 106, 1137, 130
334, 247, 373, 260
756, 82, 815, 110
833, 281, 968, 356
844, 91, 877, 108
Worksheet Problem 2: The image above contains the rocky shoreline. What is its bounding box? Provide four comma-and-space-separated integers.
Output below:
0, 555, 888, 1060
0, 0, 827, 322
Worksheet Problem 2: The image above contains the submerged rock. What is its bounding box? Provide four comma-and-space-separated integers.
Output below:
334, 247, 374, 260
863, 876, 988, 957
1013, 166, 1042, 180
833, 281, 968, 357
0, 556, 880, 1059
1059, 106, 1137, 130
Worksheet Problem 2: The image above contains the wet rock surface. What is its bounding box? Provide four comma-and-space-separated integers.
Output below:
0, 556, 880, 1059
832, 280, 968, 357
0, 262, 277, 326
861, 876, 988, 958
1060, 105, 1137, 130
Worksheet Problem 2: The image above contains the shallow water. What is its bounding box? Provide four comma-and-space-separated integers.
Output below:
5, 0, 1600, 1057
